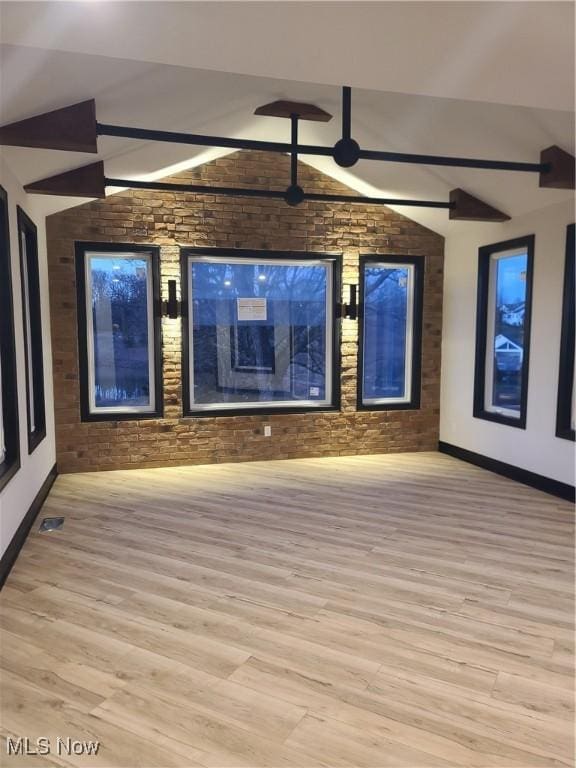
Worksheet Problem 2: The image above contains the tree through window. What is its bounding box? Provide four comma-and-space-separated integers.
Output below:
474, 236, 534, 428
359, 256, 424, 410
75, 244, 162, 421
182, 251, 340, 414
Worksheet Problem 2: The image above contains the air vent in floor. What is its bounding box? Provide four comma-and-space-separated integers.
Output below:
39, 517, 65, 532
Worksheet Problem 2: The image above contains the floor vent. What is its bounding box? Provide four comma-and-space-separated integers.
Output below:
39, 517, 65, 532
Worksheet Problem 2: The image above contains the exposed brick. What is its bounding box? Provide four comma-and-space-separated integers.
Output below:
47, 151, 444, 473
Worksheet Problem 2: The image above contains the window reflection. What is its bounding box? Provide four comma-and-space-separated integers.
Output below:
87, 254, 154, 412
363, 266, 412, 402
188, 259, 332, 409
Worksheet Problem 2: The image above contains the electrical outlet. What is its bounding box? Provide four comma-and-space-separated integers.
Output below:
264, 425, 272, 437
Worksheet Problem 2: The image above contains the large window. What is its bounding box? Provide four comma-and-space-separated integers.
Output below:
17, 207, 46, 452
182, 249, 340, 415
474, 235, 534, 428
0, 187, 20, 489
358, 256, 424, 410
556, 223, 575, 441
76, 243, 162, 421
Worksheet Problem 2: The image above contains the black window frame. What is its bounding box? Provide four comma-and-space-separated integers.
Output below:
75, 241, 164, 423
0, 187, 20, 490
180, 247, 342, 418
357, 254, 424, 412
473, 234, 535, 429
17, 206, 46, 453
556, 223, 575, 441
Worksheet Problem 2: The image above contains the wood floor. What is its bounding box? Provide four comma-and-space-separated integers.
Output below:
0, 452, 574, 768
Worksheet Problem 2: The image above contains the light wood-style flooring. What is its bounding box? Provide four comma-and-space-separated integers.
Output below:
0, 452, 574, 768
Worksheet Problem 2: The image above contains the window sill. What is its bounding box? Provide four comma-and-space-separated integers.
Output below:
473, 408, 527, 429
79, 409, 163, 423
357, 400, 421, 412
182, 404, 341, 418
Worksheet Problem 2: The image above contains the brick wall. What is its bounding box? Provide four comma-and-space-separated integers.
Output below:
46, 151, 444, 473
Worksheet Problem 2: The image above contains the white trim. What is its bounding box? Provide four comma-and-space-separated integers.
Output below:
484, 248, 527, 419
362, 262, 414, 406
84, 251, 156, 415
188, 255, 333, 411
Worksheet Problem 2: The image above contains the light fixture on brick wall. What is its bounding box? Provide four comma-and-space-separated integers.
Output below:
162, 280, 180, 319
343, 284, 358, 320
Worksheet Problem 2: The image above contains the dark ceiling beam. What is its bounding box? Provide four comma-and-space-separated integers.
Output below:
449, 188, 510, 222
2, 99, 570, 186
109, 176, 287, 200
284, 114, 305, 206
333, 86, 361, 167
360, 148, 544, 174
23, 162, 513, 221
104, 176, 454, 209
96, 121, 335, 157
24, 161, 106, 198
305, 191, 453, 209
539, 145, 575, 189
254, 100, 332, 122
24, 162, 523, 219
22, 161, 453, 209
97, 121, 567, 180
0, 100, 97, 153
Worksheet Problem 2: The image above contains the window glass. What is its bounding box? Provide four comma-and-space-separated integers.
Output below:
556, 223, 575, 441
187, 257, 334, 410
363, 265, 413, 403
85, 253, 155, 413
485, 250, 528, 417
18, 207, 45, 452
359, 257, 423, 410
474, 235, 533, 429
0, 355, 4, 465
0, 187, 20, 488
570, 356, 576, 432
20, 230, 36, 432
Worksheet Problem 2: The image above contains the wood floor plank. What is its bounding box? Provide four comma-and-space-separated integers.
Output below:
1, 671, 198, 767
92, 686, 322, 768
231, 656, 570, 768
491, 671, 575, 720
1, 452, 573, 767
285, 712, 460, 767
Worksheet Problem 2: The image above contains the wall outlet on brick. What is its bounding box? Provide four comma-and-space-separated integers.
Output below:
264, 425, 272, 437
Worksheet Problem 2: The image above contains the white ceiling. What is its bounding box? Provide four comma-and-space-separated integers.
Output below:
1, 1, 574, 111
0, 2, 574, 235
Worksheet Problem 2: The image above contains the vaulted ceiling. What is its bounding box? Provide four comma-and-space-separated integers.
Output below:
0, 1, 573, 235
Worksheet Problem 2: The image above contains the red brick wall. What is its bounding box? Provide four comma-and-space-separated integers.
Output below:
46, 151, 444, 473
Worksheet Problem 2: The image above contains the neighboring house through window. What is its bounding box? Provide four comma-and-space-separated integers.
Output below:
474, 235, 534, 428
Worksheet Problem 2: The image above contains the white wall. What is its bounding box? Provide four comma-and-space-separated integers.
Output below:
441, 199, 575, 486
0, 157, 56, 558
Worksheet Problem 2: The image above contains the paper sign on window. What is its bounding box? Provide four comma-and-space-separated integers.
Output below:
237, 298, 267, 321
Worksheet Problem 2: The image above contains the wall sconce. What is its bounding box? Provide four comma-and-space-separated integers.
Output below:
343, 284, 358, 320
162, 279, 180, 319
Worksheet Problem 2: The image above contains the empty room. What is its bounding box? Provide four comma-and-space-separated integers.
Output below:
0, 2, 574, 766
